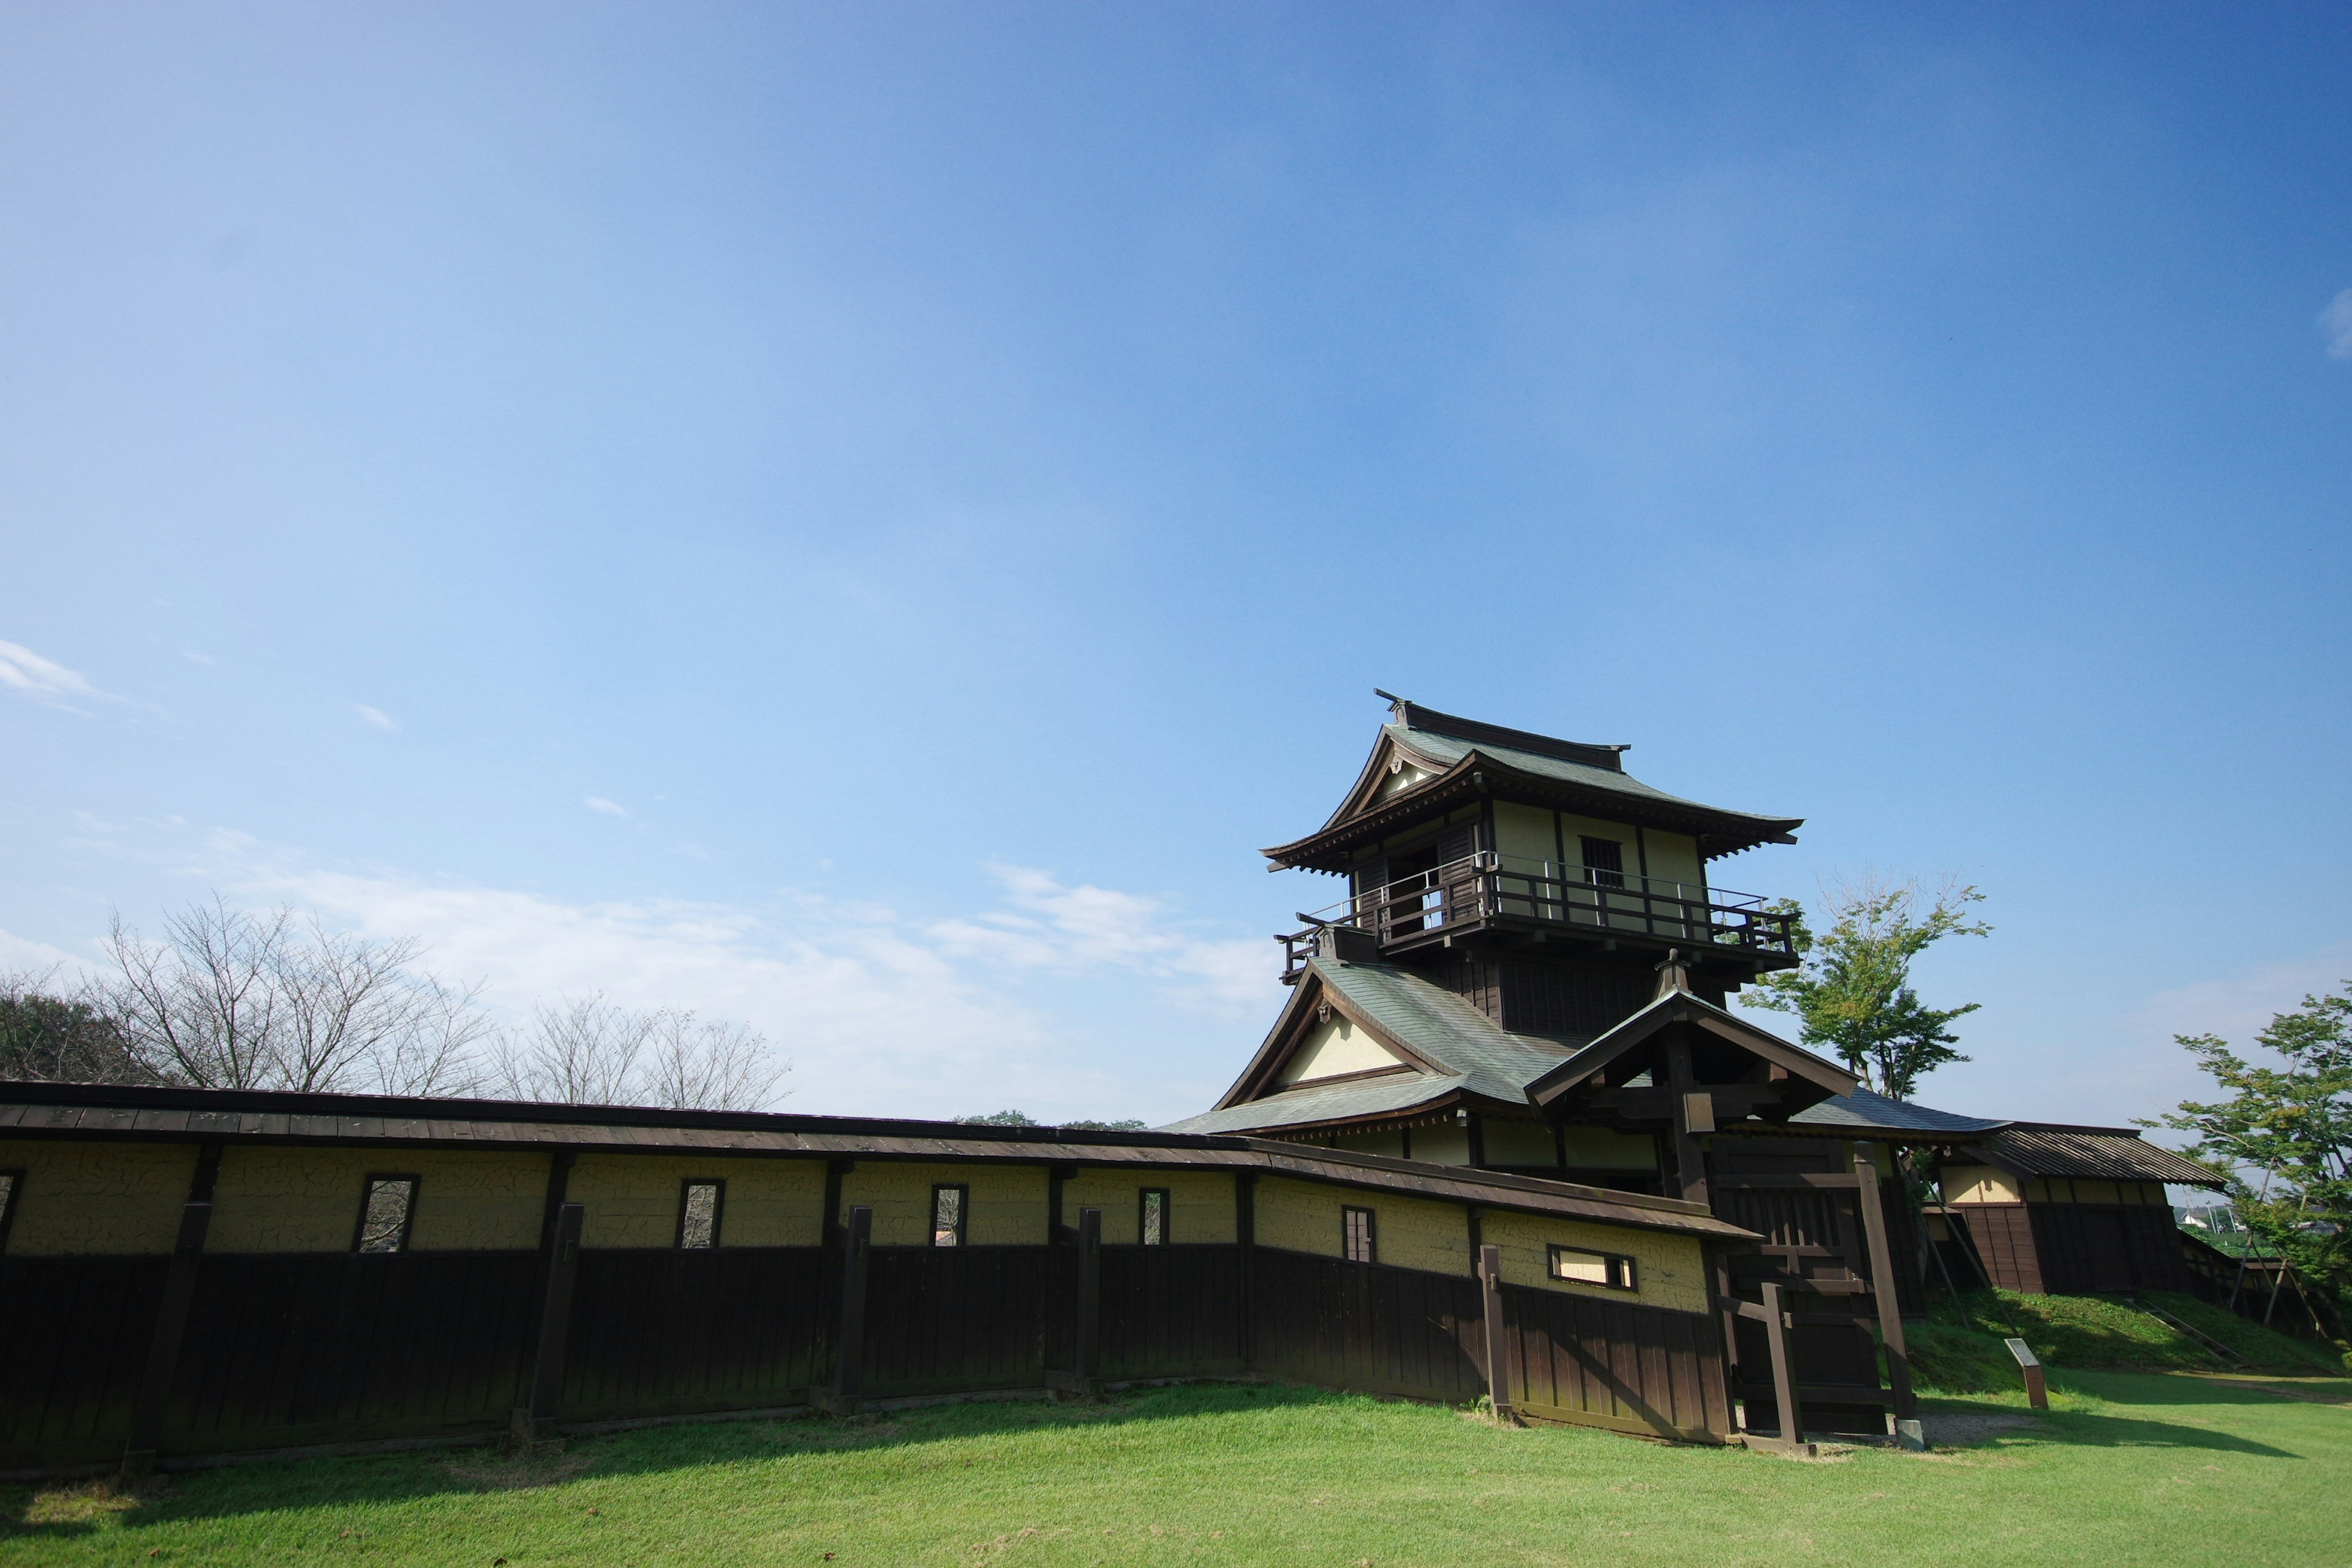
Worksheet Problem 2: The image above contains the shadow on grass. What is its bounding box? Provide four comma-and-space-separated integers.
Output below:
0, 1381, 1353, 1547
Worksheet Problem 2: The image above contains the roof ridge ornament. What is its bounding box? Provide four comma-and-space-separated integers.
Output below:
1653, 949, 1696, 1002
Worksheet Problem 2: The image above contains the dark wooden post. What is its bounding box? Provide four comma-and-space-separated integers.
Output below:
122, 1140, 222, 1476
1853, 1152, 1917, 1422
1235, 1170, 1257, 1370
1662, 1035, 1710, 1207
519, 1200, 584, 1442
1476, 1243, 1516, 1423
1069, 1207, 1101, 1392
511, 1150, 577, 1446
820, 1204, 872, 1415
1758, 1280, 1803, 1449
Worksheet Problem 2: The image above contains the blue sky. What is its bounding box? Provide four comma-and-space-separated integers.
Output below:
2, 4, 2347, 1129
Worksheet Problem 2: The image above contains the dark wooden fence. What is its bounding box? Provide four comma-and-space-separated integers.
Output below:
0, 1237, 1732, 1472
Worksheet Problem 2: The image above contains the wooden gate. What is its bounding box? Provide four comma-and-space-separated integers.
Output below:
1709, 1138, 1914, 1446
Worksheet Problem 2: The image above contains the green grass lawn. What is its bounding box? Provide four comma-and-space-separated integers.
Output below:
6, 1370, 2348, 1568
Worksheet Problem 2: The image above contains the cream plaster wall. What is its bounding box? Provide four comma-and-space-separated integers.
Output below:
1411, 1124, 1472, 1166
1491, 802, 1557, 865
1276, 1015, 1405, 1086
570, 1155, 826, 1249
1942, 1165, 2021, 1205
0, 1139, 194, 1255
1482, 1117, 1558, 1167
1060, 1169, 1235, 1245
209, 1145, 547, 1253
1253, 1176, 1471, 1276
1330, 1129, 1406, 1159
1480, 1208, 1708, 1315
1561, 1127, 1660, 1170
837, 1161, 1049, 1246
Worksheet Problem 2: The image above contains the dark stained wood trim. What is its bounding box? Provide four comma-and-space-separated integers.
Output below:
123, 1140, 224, 1474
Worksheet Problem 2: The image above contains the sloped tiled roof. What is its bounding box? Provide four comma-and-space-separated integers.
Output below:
1791, 1087, 2007, 1136
1969, 1126, 2223, 1186
1390, 725, 1760, 823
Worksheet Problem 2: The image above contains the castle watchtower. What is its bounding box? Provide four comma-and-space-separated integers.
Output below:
1170, 695, 1831, 1185
1267, 694, 1803, 1034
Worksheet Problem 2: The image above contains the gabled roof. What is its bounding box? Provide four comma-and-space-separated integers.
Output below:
1523, 987, 1860, 1111
1182, 956, 1575, 1137
1262, 699, 1804, 872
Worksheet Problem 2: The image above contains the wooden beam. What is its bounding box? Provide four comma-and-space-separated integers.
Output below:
1663, 1033, 1709, 1207
1477, 1243, 1517, 1424
1758, 1280, 1801, 1445
822, 1205, 873, 1414
121, 1140, 222, 1476
526, 1202, 584, 1425
1853, 1153, 1917, 1422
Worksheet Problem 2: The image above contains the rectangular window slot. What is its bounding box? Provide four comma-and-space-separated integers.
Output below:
0, 1169, 20, 1253
679, 1179, 723, 1249
1342, 1205, 1377, 1264
1578, 837, 1626, 889
1548, 1243, 1637, 1291
933, 1183, 968, 1247
355, 1176, 418, 1253
1139, 1188, 1169, 1246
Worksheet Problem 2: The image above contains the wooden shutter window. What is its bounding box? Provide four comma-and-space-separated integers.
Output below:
1342, 1205, 1378, 1264
1579, 836, 1626, 889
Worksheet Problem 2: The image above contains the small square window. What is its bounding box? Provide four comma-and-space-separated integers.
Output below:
355, 1176, 418, 1253
1579, 837, 1626, 889
1548, 1244, 1636, 1291
933, 1183, 969, 1247
679, 1180, 724, 1249
1140, 1188, 1169, 1246
1342, 1205, 1377, 1264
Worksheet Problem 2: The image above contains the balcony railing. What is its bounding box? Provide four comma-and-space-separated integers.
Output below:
1278, 852, 1796, 982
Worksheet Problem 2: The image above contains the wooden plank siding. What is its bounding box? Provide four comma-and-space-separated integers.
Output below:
559, 1248, 831, 1420
1498, 1280, 1732, 1442
1249, 1246, 1487, 1404
0, 1257, 167, 1469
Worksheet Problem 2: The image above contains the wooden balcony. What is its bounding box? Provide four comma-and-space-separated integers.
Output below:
1279, 853, 1797, 983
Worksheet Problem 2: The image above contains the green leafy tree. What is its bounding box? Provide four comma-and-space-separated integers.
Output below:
0, 970, 157, 1084
957, 1110, 1148, 1131
1746, 876, 1990, 1101
2152, 987, 2352, 1329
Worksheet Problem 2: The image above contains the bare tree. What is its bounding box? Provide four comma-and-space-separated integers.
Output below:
494, 994, 787, 1110
101, 898, 492, 1094
641, 1011, 788, 1111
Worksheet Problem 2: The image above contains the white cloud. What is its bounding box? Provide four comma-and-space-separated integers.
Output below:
929, 862, 1272, 1009
138, 835, 1279, 1122
0, 926, 86, 979
0, 639, 106, 707
354, 704, 398, 731
584, 797, 630, 818
2324, 290, 2352, 359
2132, 939, 2352, 1051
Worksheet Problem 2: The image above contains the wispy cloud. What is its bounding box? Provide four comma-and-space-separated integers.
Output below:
930, 863, 1270, 1009
2324, 289, 2352, 360
584, 797, 630, 817
0, 639, 107, 707
354, 704, 398, 731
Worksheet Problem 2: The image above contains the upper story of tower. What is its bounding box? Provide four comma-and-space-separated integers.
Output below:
1267, 696, 1806, 992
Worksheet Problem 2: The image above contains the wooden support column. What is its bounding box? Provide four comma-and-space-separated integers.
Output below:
1235, 1171, 1257, 1370
1074, 1208, 1104, 1392
821, 1158, 854, 1251
1853, 1152, 1917, 1422
818, 1205, 873, 1415
122, 1140, 222, 1476
1476, 1243, 1517, 1423
1758, 1280, 1803, 1450
1662, 1035, 1710, 1207
1047, 1164, 1071, 1244
510, 1150, 578, 1446
521, 1201, 583, 1439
